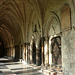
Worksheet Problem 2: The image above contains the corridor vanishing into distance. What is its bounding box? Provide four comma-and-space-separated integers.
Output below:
0, 0, 75, 75
0, 57, 43, 75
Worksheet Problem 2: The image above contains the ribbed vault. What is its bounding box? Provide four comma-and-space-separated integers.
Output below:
0, 0, 66, 47
0, 0, 25, 46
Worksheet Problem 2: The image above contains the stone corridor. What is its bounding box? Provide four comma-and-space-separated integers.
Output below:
0, 57, 43, 75
0, 0, 75, 75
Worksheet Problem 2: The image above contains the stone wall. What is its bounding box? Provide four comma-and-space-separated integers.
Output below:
62, 30, 75, 75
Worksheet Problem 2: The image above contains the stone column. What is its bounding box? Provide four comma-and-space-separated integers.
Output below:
49, 37, 52, 66
10, 47, 12, 57
8, 47, 9, 57
12, 47, 15, 58
27, 43, 30, 63
9, 47, 11, 57
25, 43, 30, 63
26, 44, 27, 62
11, 47, 13, 57
19, 44, 23, 59
6, 48, 8, 56
23, 43, 26, 61
41, 37, 45, 66
21, 45, 23, 59
44, 37, 49, 66
47, 37, 49, 65
30, 42, 33, 64
36, 47, 40, 66
19, 45, 21, 59
15, 45, 20, 59
4, 48, 7, 56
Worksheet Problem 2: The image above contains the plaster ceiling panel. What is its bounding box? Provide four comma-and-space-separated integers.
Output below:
25, 3, 33, 24
47, 0, 67, 11
0, 0, 3, 6
15, 0, 21, 4
2, 0, 7, 2
18, 1, 26, 24
7, 4, 20, 19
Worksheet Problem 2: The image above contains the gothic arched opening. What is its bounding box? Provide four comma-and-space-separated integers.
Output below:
0, 38, 5, 57
39, 41, 42, 65
51, 36, 61, 65
38, 39, 42, 66
15, 45, 20, 59
32, 41, 36, 64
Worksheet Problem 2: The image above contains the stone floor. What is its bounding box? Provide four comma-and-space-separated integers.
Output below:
0, 57, 44, 75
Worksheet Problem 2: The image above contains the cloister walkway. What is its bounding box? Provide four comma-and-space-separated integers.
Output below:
0, 57, 44, 75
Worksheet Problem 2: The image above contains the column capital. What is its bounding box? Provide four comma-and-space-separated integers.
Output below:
44, 36, 49, 41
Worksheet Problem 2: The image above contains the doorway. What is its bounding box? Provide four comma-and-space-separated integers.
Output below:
32, 41, 36, 64
0, 38, 5, 57
38, 39, 42, 65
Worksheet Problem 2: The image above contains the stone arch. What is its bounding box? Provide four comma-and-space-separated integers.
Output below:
49, 34, 62, 66
51, 36, 61, 65
30, 36, 36, 64
31, 37, 36, 64
27, 8, 41, 43
30, 35, 42, 65
36, 36, 42, 66
44, 12, 61, 66
32, 41, 36, 64
44, 12, 61, 36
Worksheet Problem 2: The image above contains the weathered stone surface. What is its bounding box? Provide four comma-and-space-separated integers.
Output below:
0, 0, 75, 75
62, 30, 75, 75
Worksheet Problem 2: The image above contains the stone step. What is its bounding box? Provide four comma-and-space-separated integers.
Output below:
42, 70, 63, 75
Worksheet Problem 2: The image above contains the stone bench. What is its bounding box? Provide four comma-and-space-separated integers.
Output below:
42, 69, 57, 75
57, 72, 63, 75
42, 67, 63, 75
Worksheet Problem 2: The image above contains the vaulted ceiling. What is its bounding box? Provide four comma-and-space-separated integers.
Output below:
0, 0, 66, 47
